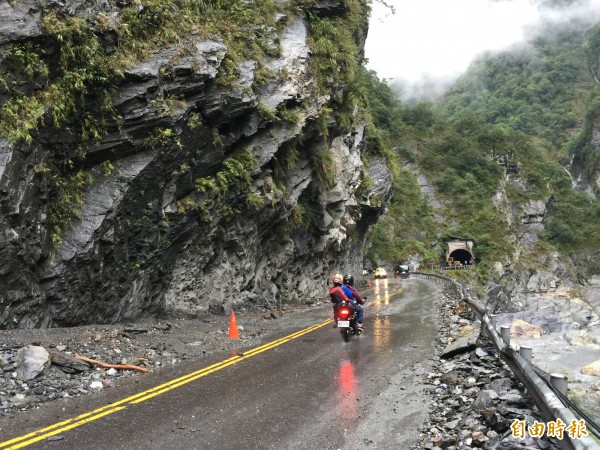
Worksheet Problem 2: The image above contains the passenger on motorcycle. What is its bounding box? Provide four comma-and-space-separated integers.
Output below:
329, 273, 348, 305
343, 274, 365, 330
330, 274, 350, 325
329, 273, 365, 331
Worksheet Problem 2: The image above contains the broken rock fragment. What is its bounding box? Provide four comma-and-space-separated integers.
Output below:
15, 345, 50, 381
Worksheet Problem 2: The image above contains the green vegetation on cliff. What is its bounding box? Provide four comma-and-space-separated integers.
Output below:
365, 13, 600, 280
0, 0, 371, 246
442, 22, 589, 147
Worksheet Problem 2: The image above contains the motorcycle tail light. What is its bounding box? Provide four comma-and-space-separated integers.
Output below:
338, 307, 351, 319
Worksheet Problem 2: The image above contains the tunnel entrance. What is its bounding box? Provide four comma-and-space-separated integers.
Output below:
448, 249, 473, 266
444, 238, 475, 270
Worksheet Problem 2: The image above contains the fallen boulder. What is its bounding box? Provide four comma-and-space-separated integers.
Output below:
15, 345, 50, 381
441, 331, 479, 358
510, 319, 542, 339
49, 350, 91, 373
581, 360, 600, 376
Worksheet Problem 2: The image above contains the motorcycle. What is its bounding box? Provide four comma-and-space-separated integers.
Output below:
334, 300, 361, 342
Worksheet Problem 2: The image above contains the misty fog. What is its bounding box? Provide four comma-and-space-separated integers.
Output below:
365, 0, 600, 103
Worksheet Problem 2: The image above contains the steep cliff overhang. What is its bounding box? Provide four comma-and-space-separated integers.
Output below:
0, 1, 391, 328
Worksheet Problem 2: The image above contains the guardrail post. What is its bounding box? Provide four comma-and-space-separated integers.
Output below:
500, 325, 511, 345
490, 314, 497, 330
519, 345, 532, 362
550, 374, 568, 396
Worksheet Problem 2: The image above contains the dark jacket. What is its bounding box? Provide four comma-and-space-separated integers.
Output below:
345, 285, 365, 305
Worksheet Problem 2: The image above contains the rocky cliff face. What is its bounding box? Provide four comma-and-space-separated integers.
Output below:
0, 1, 391, 328
565, 113, 600, 197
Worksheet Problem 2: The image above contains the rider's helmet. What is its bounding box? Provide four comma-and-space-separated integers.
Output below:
343, 274, 354, 286
331, 273, 343, 285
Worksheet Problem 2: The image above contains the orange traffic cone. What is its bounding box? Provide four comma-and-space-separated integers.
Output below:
228, 310, 240, 339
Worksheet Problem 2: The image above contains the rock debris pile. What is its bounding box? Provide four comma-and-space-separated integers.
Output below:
0, 315, 275, 417
416, 293, 561, 450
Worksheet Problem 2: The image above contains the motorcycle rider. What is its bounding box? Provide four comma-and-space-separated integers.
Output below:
329, 273, 351, 326
329, 273, 365, 331
329, 273, 348, 305
343, 274, 365, 330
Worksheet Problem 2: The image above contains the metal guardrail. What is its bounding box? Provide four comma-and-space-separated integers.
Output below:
441, 265, 474, 271
413, 271, 600, 450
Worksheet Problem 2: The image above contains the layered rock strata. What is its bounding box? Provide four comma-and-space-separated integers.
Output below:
0, 1, 391, 328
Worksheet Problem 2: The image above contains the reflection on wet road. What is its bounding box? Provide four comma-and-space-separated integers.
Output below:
0, 279, 442, 450
337, 360, 358, 422
371, 277, 404, 306
370, 278, 402, 350
372, 314, 392, 350
373, 278, 390, 305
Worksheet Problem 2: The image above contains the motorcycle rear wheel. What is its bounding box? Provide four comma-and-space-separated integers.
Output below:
340, 328, 350, 342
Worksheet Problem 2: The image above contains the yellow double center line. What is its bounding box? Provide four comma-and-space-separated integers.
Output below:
0, 320, 332, 449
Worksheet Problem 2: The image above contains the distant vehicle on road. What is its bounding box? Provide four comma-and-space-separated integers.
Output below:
395, 265, 410, 278
374, 267, 387, 279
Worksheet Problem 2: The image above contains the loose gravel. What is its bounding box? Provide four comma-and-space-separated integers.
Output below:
413, 289, 562, 450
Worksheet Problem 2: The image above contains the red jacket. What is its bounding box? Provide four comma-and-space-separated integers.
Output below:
329, 285, 349, 305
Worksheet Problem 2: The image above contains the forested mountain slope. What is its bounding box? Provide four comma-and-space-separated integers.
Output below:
366, 6, 600, 297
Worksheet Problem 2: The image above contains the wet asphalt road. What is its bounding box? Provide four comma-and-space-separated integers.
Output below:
1, 278, 441, 450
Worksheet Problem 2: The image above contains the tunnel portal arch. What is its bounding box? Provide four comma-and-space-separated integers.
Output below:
448, 249, 473, 266
445, 238, 475, 267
